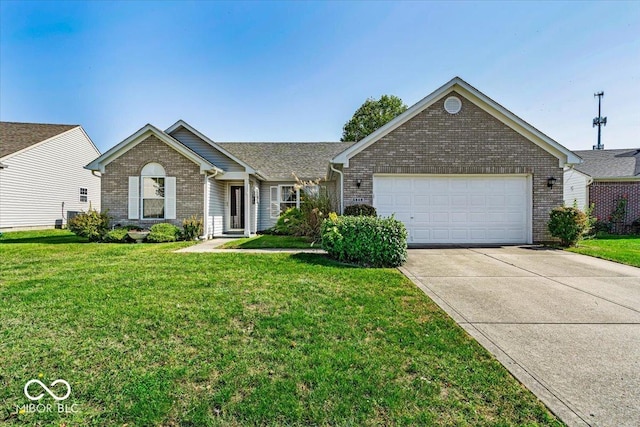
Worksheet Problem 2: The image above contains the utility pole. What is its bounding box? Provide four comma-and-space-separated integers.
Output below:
592, 91, 606, 150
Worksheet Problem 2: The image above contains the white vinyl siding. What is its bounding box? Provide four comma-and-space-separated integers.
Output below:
373, 175, 531, 244
209, 178, 225, 237
563, 168, 589, 210
169, 128, 244, 172
270, 187, 279, 219
0, 126, 101, 229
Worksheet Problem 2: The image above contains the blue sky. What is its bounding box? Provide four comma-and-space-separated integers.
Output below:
1, 1, 638, 153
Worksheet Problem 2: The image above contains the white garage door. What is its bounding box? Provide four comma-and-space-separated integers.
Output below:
373, 175, 530, 244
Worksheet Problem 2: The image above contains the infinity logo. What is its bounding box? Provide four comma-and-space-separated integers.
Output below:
24, 379, 71, 401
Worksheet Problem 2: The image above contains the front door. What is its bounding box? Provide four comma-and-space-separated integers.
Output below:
230, 185, 245, 230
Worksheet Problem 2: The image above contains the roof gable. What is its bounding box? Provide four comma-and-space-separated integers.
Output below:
85, 124, 220, 174
0, 122, 79, 159
165, 120, 256, 174
332, 77, 581, 167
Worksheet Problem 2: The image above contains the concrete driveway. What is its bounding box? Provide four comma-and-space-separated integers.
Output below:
399, 247, 640, 427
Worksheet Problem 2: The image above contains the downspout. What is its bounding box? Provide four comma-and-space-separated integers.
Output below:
203, 170, 219, 239
330, 163, 344, 214
91, 170, 101, 177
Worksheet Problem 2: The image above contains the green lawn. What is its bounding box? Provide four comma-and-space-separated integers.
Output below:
569, 234, 640, 267
0, 230, 561, 426
220, 234, 315, 249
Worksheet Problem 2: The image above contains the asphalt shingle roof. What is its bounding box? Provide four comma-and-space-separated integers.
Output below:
219, 141, 356, 180
0, 121, 78, 158
573, 149, 640, 178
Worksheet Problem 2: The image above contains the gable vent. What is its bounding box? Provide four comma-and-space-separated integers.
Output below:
444, 96, 462, 114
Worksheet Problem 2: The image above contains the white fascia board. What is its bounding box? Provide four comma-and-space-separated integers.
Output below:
214, 171, 250, 180
165, 119, 256, 174
1, 125, 81, 162
332, 77, 581, 168
84, 124, 221, 174
563, 166, 592, 180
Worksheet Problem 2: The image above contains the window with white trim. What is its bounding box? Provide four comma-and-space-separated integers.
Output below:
270, 185, 300, 218
79, 187, 88, 203
142, 177, 165, 219
128, 163, 176, 220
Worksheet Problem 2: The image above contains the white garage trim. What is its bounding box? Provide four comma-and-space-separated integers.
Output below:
373, 174, 532, 245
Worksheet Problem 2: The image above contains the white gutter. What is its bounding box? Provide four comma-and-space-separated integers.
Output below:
330, 164, 344, 214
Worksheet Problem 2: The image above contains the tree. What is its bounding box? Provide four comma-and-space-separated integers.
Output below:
341, 95, 408, 142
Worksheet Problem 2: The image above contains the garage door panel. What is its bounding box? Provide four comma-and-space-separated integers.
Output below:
373, 176, 529, 244
451, 229, 469, 239
432, 229, 450, 239
451, 212, 467, 223
414, 195, 430, 207
393, 178, 413, 190
470, 229, 487, 240
395, 195, 412, 205
450, 195, 467, 206
432, 195, 449, 205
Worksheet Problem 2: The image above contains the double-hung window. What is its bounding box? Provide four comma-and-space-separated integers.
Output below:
79, 188, 88, 203
142, 177, 165, 219
270, 185, 299, 219
128, 163, 176, 220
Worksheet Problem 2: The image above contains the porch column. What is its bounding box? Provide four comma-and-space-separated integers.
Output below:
244, 176, 251, 237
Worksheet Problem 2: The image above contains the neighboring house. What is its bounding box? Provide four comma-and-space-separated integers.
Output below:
86, 77, 580, 244
564, 149, 640, 224
0, 122, 101, 230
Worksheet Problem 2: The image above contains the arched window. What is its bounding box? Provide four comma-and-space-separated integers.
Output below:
141, 163, 166, 219
128, 163, 176, 220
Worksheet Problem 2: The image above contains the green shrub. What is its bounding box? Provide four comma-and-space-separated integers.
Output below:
121, 224, 143, 231
183, 216, 203, 241
270, 208, 305, 235
344, 204, 377, 217
547, 206, 589, 246
67, 209, 109, 242
267, 178, 336, 241
147, 223, 181, 243
104, 228, 131, 243
321, 213, 407, 267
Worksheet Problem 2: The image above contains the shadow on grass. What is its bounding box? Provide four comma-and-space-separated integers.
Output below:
290, 253, 360, 269
0, 234, 88, 244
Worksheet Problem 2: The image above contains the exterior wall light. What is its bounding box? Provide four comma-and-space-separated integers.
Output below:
547, 177, 557, 188
356, 179, 362, 188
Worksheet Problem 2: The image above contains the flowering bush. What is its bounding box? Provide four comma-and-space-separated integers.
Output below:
547, 206, 589, 246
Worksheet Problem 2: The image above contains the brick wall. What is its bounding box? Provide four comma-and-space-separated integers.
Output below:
344, 91, 563, 243
102, 134, 204, 228
589, 181, 640, 224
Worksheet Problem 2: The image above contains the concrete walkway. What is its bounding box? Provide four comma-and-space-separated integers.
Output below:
400, 247, 640, 427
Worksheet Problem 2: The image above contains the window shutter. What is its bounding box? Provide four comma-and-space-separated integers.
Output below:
270, 186, 279, 218
165, 177, 176, 219
128, 177, 139, 219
